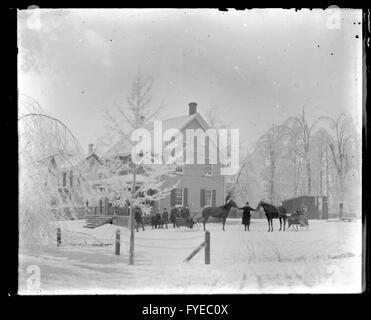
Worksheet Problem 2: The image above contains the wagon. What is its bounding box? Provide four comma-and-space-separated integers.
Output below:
287, 210, 309, 230
174, 210, 200, 230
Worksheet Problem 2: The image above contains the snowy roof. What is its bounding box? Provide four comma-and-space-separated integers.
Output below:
56, 151, 104, 170
90, 173, 149, 186
282, 195, 328, 202
103, 112, 210, 158
52, 153, 84, 170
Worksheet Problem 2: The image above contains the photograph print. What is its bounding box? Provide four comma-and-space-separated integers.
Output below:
18, 8, 363, 294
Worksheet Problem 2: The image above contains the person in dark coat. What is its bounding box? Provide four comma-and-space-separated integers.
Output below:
170, 207, 178, 228
183, 206, 190, 218
238, 202, 256, 231
162, 208, 169, 229
155, 211, 162, 229
183, 205, 193, 228
134, 207, 144, 232
151, 213, 157, 229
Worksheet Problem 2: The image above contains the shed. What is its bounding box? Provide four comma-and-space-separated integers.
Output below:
281, 195, 328, 219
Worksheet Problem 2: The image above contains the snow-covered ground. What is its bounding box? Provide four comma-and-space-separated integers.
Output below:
18, 218, 363, 294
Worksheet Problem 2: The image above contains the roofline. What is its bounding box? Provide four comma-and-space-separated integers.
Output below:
281, 195, 328, 202
101, 111, 229, 162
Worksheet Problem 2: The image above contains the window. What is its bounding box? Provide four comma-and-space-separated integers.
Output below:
204, 158, 212, 176
204, 189, 214, 207
174, 188, 183, 206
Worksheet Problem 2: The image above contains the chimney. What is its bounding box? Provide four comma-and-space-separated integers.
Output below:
88, 144, 94, 154
189, 102, 197, 115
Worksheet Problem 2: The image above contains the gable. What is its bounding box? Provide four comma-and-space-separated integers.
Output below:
101, 111, 228, 164
182, 118, 204, 131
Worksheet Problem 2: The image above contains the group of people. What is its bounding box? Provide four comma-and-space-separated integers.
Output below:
134, 205, 193, 232
134, 202, 257, 232
134, 201, 310, 232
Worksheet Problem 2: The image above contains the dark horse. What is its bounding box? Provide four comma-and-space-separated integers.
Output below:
256, 200, 288, 232
202, 199, 238, 231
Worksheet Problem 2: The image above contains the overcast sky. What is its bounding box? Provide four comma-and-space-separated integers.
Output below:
18, 8, 363, 153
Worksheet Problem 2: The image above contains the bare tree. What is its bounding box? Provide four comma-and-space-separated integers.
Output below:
311, 128, 332, 196
285, 107, 325, 195
102, 72, 176, 265
225, 152, 249, 201
255, 124, 290, 204
204, 105, 230, 129
19, 94, 88, 246
105, 71, 163, 138
323, 113, 355, 220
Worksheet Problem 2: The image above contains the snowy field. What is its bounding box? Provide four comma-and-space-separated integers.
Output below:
18, 218, 363, 294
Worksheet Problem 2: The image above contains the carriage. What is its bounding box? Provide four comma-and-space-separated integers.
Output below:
287, 209, 309, 229
174, 207, 200, 230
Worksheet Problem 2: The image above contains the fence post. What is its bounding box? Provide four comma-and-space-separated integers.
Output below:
205, 231, 210, 264
115, 229, 120, 255
183, 242, 205, 262
57, 227, 61, 247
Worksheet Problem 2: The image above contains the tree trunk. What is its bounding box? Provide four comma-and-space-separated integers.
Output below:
319, 145, 323, 196
294, 157, 299, 197
339, 175, 345, 220
270, 164, 275, 204
129, 164, 136, 265
306, 158, 312, 195
339, 203, 344, 221
326, 150, 330, 198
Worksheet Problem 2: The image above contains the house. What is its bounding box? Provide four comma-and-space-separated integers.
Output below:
51, 144, 108, 219
104, 102, 226, 217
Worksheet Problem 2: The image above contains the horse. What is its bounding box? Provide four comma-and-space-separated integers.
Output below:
151, 213, 162, 229
202, 199, 238, 231
256, 200, 289, 232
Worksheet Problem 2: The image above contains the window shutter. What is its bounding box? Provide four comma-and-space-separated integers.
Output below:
183, 188, 188, 206
212, 189, 216, 207
63, 172, 66, 187
206, 136, 209, 159
200, 189, 205, 207
170, 189, 175, 207
105, 197, 109, 214
70, 171, 73, 188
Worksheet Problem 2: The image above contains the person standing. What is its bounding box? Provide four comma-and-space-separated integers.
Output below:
151, 213, 156, 229
155, 211, 162, 229
183, 205, 192, 228
134, 207, 145, 232
183, 205, 190, 218
238, 202, 256, 231
170, 207, 177, 228
162, 208, 169, 229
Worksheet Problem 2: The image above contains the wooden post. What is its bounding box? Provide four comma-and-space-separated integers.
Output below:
184, 242, 205, 262
57, 227, 61, 247
129, 215, 135, 264
205, 231, 210, 264
129, 164, 137, 265
115, 229, 120, 255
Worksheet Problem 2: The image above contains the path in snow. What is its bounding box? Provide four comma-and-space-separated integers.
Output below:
18, 218, 362, 294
